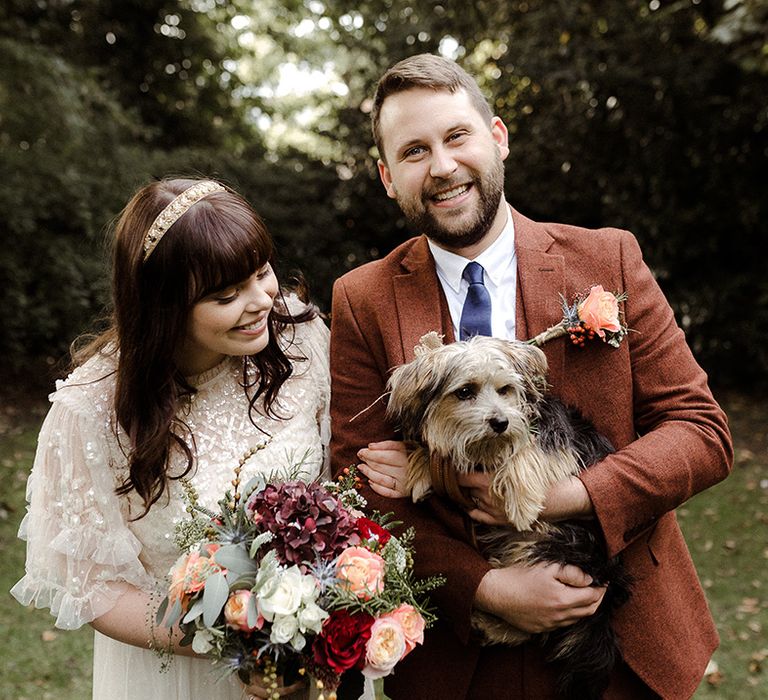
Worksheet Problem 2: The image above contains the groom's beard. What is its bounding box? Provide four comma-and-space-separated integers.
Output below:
395, 151, 505, 250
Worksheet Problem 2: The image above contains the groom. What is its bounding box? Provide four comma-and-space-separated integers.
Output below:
329, 54, 732, 698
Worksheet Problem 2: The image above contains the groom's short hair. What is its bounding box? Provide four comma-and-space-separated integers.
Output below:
371, 53, 494, 162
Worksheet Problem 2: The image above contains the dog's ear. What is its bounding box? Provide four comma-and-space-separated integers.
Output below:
414, 331, 445, 355
386, 355, 447, 439
501, 341, 549, 403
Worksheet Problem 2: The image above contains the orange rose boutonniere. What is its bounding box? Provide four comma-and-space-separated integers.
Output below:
529, 285, 629, 349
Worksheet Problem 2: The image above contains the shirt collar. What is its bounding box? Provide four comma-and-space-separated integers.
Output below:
428, 205, 516, 293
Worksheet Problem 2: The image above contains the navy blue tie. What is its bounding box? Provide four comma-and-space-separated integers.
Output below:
459, 261, 492, 340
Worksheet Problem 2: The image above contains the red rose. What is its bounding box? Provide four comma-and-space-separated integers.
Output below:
357, 517, 391, 547
313, 609, 374, 675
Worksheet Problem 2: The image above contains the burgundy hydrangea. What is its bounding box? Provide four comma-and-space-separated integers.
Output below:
245, 481, 361, 567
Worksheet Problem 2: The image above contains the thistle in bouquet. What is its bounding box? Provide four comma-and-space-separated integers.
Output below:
156, 448, 443, 700
528, 284, 629, 349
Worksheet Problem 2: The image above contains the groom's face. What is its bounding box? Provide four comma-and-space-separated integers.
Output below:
377, 87, 509, 253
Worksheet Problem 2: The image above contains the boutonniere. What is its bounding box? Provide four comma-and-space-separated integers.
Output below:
528, 285, 629, 349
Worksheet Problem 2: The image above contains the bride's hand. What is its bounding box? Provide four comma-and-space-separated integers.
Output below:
357, 440, 410, 498
456, 471, 509, 524
241, 671, 307, 699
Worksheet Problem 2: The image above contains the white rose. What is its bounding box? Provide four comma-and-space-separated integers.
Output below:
191, 629, 214, 654
299, 573, 319, 603
290, 631, 306, 652
298, 602, 329, 634
270, 613, 299, 645
258, 566, 304, 620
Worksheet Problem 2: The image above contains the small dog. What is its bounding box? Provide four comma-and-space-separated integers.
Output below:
385, 333, 631, 700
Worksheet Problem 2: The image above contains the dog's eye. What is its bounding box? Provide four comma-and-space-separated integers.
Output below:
454, 386, 476, 401
497, 384, 514, 396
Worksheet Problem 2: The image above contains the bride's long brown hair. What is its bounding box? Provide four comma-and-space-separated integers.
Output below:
78, 178, 316, 518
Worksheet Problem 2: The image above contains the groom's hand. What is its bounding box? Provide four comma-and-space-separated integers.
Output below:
458, 472, 595, 525
474, 562, 606, 633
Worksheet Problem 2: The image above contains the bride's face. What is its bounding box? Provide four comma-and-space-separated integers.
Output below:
175, 263, 278, 376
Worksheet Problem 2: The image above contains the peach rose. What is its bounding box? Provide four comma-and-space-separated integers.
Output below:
577, 285, 621, 338
185, 544, 225, 594
168, 552, 193, 607
387, 604, 425, 656
336, 546, 386, 600
224, 589, 264, 632
168, 544, 225, 606
362, 616, 407, 679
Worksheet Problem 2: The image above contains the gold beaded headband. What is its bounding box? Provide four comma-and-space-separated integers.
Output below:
142, 180, 226, 260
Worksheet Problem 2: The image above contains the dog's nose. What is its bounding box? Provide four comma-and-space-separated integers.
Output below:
489, 416, 509, 434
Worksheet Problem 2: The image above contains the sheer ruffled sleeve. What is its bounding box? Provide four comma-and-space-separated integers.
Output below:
281, 294, 332, 451
279, 297, 331, 481
302, 316, 332, 474
11, 389, 153, 630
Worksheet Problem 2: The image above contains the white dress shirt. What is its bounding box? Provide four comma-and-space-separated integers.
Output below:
428, 206, 517, 341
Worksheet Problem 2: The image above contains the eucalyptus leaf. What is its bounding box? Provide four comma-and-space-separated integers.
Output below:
165, 597, 183, 628
250, 531, 274, 558
182, 597, 205, 624
227, 573, 257, 591
155, 596, 169, 626
202, 572, 230, 627
215, 543, 257, 574
180, 626, 195, 647
246, 591, 260, 629
242, 474, 267, 496
254, 550, 279, 592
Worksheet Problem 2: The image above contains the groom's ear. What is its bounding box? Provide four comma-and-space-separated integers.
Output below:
491, 116, 510, 162
378, 159, 397, 199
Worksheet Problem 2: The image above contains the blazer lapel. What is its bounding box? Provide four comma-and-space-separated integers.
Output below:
392, 218, 568, 390
394, 237, 453, 364
513, 208, 567, 392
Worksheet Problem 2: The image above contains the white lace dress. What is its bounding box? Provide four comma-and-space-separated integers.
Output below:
11, 313, 330, 700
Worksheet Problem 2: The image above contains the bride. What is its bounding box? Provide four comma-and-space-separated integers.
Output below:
12, 178, 330, 699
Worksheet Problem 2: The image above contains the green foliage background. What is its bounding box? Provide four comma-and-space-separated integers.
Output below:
1, 0, 766, 389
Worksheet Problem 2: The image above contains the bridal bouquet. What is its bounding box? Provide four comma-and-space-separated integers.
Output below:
157, 449, 441, 700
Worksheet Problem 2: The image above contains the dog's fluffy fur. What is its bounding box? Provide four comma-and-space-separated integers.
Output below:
386, 334, 631, 699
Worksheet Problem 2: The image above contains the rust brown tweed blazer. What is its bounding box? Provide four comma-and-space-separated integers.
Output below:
329, 207, 732, 699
